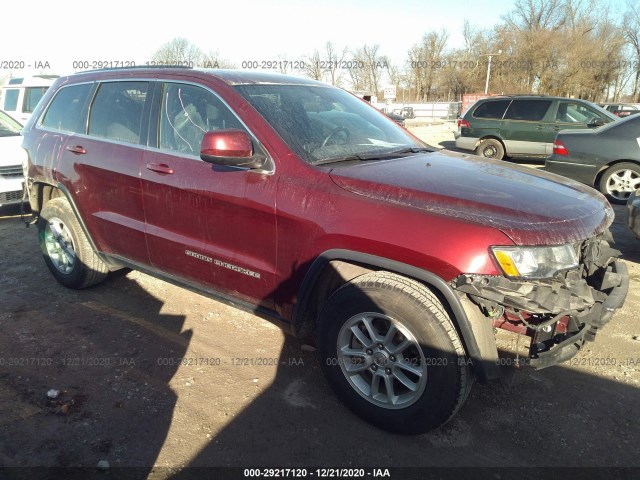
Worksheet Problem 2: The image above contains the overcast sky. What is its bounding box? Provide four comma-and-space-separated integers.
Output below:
4, 0, 518, 76
2, 0, 627, 78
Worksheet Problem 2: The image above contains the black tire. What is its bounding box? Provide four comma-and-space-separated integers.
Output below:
38, 197, 109, 289
476, 138, 505, 160
598, 162, 640, 204
317, 271, 472, 434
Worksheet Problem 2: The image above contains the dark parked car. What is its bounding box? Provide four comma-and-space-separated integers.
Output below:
545, 114, 640, 204
600, 103, 640, 118
22, 68, 628, 434
382, 110, 405, 126
455, 95, 616, 159
627, 189, 640, 238
401, 106, 415, 119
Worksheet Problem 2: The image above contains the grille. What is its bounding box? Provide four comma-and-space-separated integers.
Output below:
0, 165, 23, 178
0, 190, 23, 202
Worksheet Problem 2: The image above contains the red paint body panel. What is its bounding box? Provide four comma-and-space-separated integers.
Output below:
270, 157, 512, 315
201, 129, 253, 157
22, 68, 616, 325
140, 148, 277, 309
60, 136, 149, 265
327, 151, 613, 246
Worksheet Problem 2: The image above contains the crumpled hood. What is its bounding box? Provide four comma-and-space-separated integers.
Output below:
328, 149, 614, 245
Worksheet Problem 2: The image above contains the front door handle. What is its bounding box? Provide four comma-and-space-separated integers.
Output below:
66, 145, 87, 155
146, 163, 174, 175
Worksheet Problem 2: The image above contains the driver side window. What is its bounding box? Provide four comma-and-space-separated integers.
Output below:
556, 102, 600, 124
159, 83, 245, 155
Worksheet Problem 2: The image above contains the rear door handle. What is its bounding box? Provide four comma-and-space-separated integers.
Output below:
146, 163, 174, 175
66, 145, 87, 155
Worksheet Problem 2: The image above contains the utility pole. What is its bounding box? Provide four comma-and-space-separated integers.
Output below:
484, 50, 502, 94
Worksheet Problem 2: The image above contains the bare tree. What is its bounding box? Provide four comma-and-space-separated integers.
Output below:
303, 50, 324, 81
505, 0, 566, 31
276, 54, 293, 75
347, 48, 368, 92
350, 44, 384, 95
346, 45, 384, 94
201, 50, 236, 69
152, 8, 634, 102
151, 38, 204, 66
324, 42, 348, 86
407, 30, 448, 100
382, 56, 402, 87
623, 0, 640, 101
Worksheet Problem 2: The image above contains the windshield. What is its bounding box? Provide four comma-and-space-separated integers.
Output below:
234, 84, 427, 164
0, 110, 22, 137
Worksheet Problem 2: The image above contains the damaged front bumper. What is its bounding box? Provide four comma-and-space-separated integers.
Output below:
453, 233, 629, 370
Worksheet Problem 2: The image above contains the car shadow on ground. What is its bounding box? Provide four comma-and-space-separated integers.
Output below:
611, 204, 640, 264
0, 203, 30, 221
1, 204, 638, 478
166, 259, 640, 476
165, 329, 640, 474
0, 215, 191, 479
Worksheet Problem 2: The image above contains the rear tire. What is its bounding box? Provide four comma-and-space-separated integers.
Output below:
317, 272, 472, 434
598, 163, 640, 204
476, 138, 505, 160
38, 197, 108, 289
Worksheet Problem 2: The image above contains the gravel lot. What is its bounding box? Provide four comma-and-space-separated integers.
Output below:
0, 124, 638, 479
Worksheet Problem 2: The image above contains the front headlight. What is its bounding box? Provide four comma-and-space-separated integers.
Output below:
491, 244, 579, 279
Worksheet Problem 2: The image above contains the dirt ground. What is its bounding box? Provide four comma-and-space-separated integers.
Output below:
1, 126, 639, 479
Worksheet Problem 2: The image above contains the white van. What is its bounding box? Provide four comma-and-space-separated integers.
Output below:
1, 75, 58, 123
0, 110, 27, 207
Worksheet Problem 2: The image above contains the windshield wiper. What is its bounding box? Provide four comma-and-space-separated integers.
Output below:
313, 147, 433, 166
387, 147, 433, 154
313, 155, 366, 166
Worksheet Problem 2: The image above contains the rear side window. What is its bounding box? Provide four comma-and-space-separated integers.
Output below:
88, 81, 149, 144
504, 100, 552, 121
23, 87, 49, 114
2, 89, 19, 111
42, 83, 93, 132
472, 100, 511, 119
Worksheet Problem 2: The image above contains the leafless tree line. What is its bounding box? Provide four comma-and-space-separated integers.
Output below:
151, 0, 640, 103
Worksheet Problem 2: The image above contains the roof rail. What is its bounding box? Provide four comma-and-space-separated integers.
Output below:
76, 65, 194, 74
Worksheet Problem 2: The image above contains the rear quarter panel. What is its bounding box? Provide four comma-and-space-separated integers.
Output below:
465, 117, 502, 141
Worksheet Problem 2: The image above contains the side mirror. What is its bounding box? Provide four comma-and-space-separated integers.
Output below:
200, 130, 267, 169
587, 117, 605, 128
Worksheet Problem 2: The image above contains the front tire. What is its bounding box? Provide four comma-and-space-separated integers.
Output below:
38, 197, 109, 289
598, 163, 640, 204
317, 272, 472, 434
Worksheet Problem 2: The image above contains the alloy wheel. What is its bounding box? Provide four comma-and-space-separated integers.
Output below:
336, 313, 427, 409
43, 216, 77, 274
605, 168, 640, 201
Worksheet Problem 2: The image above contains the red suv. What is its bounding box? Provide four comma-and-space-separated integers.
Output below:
22, 68, 628, 434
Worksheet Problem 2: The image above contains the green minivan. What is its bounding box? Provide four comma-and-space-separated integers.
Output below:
454, 96, 617, 160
